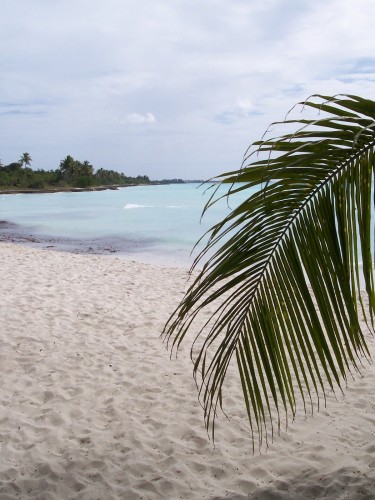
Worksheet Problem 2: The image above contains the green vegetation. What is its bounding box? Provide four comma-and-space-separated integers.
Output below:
0, 154, 150, 190
164, 94, 375, 449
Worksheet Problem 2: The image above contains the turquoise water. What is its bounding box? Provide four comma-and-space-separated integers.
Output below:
0, 184, 250, 267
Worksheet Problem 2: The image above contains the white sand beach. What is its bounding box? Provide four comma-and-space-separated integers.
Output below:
0, 243, 375, 499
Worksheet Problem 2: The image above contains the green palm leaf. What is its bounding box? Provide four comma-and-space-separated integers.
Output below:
163, 94, 375, 449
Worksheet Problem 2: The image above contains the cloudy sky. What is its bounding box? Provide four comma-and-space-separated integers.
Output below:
1, 0, 375, 180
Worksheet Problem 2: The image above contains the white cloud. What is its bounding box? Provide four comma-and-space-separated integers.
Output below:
215, 98, 258, 124
125, 113, 156, 124
236, 99, 254, 116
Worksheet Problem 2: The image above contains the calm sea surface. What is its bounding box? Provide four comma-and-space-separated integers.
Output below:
0, 183, 251, 267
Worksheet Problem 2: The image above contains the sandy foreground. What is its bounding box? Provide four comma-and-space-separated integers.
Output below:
0, 243, 374, 499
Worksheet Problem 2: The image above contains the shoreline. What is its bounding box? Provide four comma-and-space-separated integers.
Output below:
0, 184, 141, 195
0, 181, 205, 196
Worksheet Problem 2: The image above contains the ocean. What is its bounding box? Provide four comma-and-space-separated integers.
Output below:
0, 183, 250, 267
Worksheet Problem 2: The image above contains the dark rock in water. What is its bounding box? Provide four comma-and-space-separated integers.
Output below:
0, 220, 19, 229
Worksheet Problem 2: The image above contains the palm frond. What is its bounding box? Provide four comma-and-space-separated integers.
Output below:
163, 94, 375, 449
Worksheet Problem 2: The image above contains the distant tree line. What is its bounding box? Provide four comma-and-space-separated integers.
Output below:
0, 153, 150, 190
150, 178, 204, 185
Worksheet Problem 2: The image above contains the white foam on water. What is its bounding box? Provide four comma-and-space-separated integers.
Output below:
123, 203, 154, 209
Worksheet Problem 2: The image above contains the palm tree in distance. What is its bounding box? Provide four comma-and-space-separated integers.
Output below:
59, 155, 78, 178
81, 160, 94, 177
163, 94, 375, 449
19, 152, 32, 168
